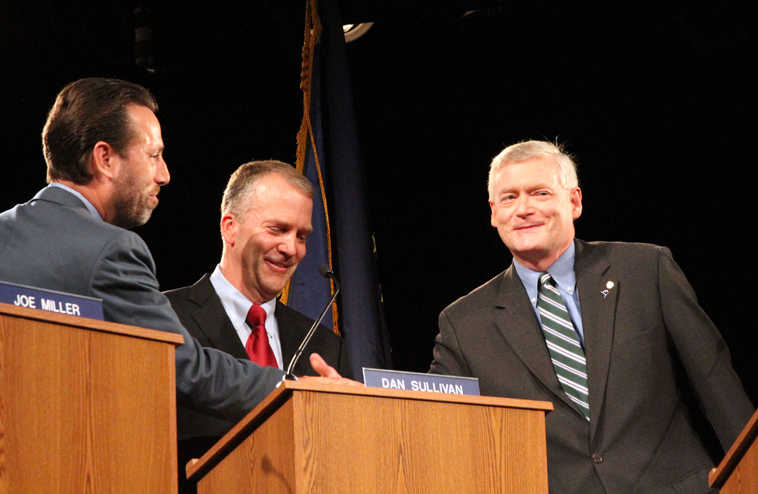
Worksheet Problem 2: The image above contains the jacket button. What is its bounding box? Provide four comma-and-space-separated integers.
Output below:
592, 453, 604, 464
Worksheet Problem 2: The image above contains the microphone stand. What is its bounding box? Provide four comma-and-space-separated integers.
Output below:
283, 265, 340, 380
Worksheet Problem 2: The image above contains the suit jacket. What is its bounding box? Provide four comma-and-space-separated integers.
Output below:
0, 187, 284, 422
165, 275, 350, 494
430, 240, 753, 494
165, 273, 350, 440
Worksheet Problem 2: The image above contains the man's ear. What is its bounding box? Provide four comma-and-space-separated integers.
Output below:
571, 187, 583, 220
220, 213, 238, 247
489, 201, 497, 227
90, 141, 120, 181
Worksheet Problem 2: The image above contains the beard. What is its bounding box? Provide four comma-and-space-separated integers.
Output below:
111, 170, 158, 229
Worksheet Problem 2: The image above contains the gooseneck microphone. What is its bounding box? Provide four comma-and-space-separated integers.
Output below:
284, 264, 341, 379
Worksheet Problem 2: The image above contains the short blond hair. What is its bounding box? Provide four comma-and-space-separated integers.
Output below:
221, 160, 313, 218
488, 140, 578, 201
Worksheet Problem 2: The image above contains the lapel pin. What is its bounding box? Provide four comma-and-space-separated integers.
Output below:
601, 280, 615, 299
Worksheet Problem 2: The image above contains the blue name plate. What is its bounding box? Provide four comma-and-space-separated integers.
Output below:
362, 368, 480, 396
0, 280, 104, 320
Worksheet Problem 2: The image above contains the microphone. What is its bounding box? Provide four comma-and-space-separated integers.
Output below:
284, 264, 340, 379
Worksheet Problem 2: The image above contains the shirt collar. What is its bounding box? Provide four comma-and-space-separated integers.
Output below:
48, 182, 103, 220
209, 265, 276, 328
513, 241, 577, 299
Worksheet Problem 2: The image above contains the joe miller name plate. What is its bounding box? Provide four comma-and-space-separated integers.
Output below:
0, 280, 104, 320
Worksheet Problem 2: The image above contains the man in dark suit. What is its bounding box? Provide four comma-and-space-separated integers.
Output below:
164, 160, 349, 490
0, 78, 346, 456
430, 140, 754, 493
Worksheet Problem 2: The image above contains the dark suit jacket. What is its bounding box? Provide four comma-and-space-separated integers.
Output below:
0, 187, 284, 422
165, 274, 349, 491
430, 240, 753, 494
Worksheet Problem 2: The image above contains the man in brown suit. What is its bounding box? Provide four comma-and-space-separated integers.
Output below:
430, 140, 753, 493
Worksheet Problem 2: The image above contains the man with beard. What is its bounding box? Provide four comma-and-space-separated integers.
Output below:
165, 160, 350, 493
0, 78, 347, 449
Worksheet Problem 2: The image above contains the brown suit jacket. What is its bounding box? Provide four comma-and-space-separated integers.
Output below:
430, 240, 753, 494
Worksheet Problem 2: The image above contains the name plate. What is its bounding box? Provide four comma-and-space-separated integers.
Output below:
0, 280, 104, 320
362, 368, 480, 396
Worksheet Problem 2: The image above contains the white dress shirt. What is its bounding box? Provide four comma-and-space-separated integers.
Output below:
209, 265, 283, 368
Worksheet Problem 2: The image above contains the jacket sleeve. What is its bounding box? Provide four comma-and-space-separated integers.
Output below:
430, 308, 471, 377
657, 246, 754, 450
89, 230, 284, 422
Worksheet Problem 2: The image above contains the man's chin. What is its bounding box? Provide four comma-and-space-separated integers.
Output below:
509, 244, 551, 263
261, 273, 292, 295
506, 240, 546, 256
112, 209, 153, 229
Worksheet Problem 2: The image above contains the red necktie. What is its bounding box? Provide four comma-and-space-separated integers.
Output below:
245, 304, 278, 367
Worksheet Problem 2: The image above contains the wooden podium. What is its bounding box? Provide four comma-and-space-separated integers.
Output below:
0, 303, 183, 494
709, 408, 758, 493
187, 380, 553, 494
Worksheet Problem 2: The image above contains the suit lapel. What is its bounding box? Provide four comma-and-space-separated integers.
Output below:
494, 266, 578, 410
188, 275, 248, 359
574, 240, 616, 437
276, 301, 308, 372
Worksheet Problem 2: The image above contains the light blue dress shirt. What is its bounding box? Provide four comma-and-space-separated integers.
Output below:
513, 241, 585, 345
209, 265, 284, 368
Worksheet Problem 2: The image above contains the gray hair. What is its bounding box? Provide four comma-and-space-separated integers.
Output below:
488, 140, 578, 201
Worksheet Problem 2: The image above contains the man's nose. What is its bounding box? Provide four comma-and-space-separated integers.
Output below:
156, 158, 170, 185
514, 195, 533, 215
279, 233, 296, 256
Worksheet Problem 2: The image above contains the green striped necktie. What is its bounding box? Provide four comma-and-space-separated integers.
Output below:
537, 272, 590, 420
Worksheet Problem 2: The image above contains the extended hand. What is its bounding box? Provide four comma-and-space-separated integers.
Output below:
300, 353, 363, 386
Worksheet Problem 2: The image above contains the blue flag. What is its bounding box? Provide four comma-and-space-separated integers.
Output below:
283, 0, 392, 378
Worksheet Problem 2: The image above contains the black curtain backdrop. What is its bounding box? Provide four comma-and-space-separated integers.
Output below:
3, 3, 755, 409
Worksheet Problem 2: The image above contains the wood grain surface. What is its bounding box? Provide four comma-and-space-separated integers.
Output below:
709, 408, 758, 493
0, 305, 179, 494
194, 381, 550, 494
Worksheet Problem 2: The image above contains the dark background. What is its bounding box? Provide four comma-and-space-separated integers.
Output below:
2, 2, 755, 407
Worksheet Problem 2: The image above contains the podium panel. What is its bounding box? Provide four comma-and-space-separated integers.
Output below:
709, 408, 758, 494
189, 381, 552, 494
0, 304, 182, 494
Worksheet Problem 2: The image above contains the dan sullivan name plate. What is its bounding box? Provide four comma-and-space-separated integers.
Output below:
363, 368, 480, 396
